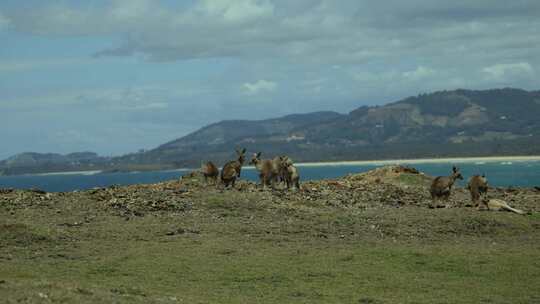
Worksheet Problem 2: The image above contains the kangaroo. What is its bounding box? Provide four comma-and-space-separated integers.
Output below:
283, 162, 300, 190
430, 166, 463, 207
220, 148, 246, 188
279, 156, 292, 180
274, 156, 288, 184
201, 161, 219, 184
250, 152, 280, 189
467, 174, 489, 209
482, 198, 525, 215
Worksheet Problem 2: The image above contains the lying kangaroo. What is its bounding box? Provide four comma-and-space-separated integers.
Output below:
482, 198, 525, 214
201, 161, 219, 184
250, 152, 281, 189
430, 166, 463, 207
467, 174, 488, 209
220, 148, 246, 188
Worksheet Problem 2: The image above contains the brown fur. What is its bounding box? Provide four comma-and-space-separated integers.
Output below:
201, 161, 219, 184
250, 152, 281, 189
274, 156, 288, 184
430, 166, 463, 205
467, 174, 488, 208
279, 156, 300, 190
220, 148, 246, 188
482, 198, 525, 214
284, 163, 300, 190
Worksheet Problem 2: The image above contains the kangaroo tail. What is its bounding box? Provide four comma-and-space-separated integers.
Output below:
502, 204, 525, 215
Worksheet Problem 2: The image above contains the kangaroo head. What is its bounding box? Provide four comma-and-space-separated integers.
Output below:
250, 152, 261, 165
452, 166, 463, 180
279, 155, 293, 167
236, 148, 246, 164
479, 174, 488, 186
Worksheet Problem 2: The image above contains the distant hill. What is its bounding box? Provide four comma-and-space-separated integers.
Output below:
2, 88, 540, 175
114, 111, 344, 166
116, 88, 540, 167
0, 152, 110, 175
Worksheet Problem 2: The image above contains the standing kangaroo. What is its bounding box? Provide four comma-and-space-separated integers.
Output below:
201, 161, 219, 184
221, 148, 246, 188
250, 152, 281, 189
284, 163, 300, 190
274, 156, 287, 184
467, 174, 488, 209
430, 166, 463, 207
280, 156, 300, 190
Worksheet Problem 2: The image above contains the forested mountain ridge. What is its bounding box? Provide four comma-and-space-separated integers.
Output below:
117, 88, 540, 167
2, 88, 540, 175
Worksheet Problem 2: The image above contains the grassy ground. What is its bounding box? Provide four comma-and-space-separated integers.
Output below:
1, 169, 540, 303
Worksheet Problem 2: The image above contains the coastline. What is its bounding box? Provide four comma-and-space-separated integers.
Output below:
3, 155, 540, 176
31, 170, 103, 176
294, 155, 540, 167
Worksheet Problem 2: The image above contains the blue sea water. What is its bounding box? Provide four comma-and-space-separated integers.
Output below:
0, 160, 539, 192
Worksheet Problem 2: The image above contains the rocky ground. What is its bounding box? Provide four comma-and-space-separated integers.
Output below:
1, 165, 539, 303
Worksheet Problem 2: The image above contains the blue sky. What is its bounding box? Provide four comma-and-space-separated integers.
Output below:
1, 0, 539, 159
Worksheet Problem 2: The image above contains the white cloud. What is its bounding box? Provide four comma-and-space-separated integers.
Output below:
482, 62, 534, 81
198, 0, 274, 23
2, 1, 540, 157
402, 66, 436, 81
2, 86, 172, 113
242, 79, 277, 95
4, 0, 540, 68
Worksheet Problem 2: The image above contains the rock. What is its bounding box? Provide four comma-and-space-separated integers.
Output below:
29, 188, 47, 194
166, 228, 185, 235
58, 222, 83, 227
0, 188, 14, 194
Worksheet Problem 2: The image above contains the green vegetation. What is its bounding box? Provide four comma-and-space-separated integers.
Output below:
1, 171, 540, 303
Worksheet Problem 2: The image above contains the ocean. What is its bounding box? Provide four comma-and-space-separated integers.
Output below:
1, 158, 539, 192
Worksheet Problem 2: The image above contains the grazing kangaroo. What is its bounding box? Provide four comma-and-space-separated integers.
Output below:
467, 174, 489, 209
482, 198, 525, 214
220, 148, 246, 188
201, 161, 219, 184
430, 166, 463, 207
250, 152, 281, 189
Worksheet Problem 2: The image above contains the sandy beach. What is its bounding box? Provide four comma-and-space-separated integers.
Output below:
32, 170, 103, 176
9, 155, 540, 175
294, 155, 540, 167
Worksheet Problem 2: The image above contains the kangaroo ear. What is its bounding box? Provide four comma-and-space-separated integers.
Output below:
452, 166, 457, 173
256, 152, 261, 158
482, 173, 486, 178
241, 148, 246, 154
